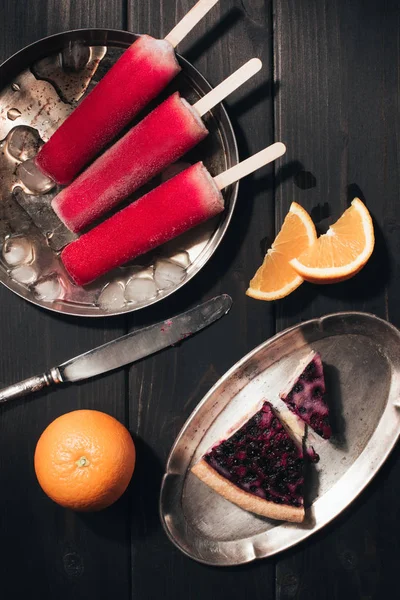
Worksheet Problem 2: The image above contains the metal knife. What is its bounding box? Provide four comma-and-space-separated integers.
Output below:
0, 294, 232, 404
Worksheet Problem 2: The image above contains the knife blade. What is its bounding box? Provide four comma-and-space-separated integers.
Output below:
0, 294, 232, 403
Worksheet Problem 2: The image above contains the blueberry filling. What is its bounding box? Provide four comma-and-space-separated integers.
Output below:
203, 401, 304, 508
281, 353, 331, 439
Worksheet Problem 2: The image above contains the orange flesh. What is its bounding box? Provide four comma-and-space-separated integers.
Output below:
248, 204, 316, 296
297, 204, 367, 268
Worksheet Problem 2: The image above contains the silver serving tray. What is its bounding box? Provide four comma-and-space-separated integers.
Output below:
160, 312, 400, 566
0, 29, 238, 317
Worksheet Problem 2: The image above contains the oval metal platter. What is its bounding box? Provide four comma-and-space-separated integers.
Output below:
0, 29, 238, 317
160, 312, 400, 566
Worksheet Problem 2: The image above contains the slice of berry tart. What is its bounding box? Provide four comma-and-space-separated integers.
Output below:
191, 401, 305, 523
280, 351, 331, 439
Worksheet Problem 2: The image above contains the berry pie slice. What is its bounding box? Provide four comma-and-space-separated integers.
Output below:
191, 401, 305, 523
280, 351, 331, 439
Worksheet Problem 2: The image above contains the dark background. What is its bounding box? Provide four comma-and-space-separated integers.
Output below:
0, 0, 399, 598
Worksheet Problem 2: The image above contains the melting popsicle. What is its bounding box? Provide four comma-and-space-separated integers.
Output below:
51, 58, 262, 233
61, 143, 287, 286
34, 0, 220, 185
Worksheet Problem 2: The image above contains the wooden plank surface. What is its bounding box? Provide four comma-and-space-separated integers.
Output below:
0, 2, 130, 600
274, 0, 392, 329
274, 1, 400, 599
0, 0, 399, 598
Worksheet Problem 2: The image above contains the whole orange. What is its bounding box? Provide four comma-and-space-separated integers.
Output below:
34, 409, 135, 511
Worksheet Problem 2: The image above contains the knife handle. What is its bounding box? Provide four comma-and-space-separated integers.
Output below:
0, 368, 62, 404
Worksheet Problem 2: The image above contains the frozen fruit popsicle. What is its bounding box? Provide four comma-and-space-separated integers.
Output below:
34, 0, 220, 185
61, 143, 286, 286
52, 58, 262, 233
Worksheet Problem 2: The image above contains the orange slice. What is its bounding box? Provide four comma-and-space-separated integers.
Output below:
290, 198, 374, 284
246, 202, 317, 300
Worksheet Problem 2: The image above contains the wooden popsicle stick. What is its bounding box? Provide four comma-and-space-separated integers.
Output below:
193, 58, 262, 117
214, 143, 287, 190
165, 0, 220, 48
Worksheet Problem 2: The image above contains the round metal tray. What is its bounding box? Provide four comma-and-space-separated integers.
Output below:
0, 29, 238, 317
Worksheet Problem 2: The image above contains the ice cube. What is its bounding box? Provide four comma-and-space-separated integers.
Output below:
7, 126, 42, 161
97, 282, 126, 311
125, 277, 157, 303
154, 259, 186, 290
12, 187, 77, 252
33, 274, 62, 302
17, 158, 55, 194
11, 264, 38, 285
7, 108, 21, 121
33, 46, 107, 104
62, 41, 91, 72
2, 236, 33, 266
166, 250, 191, 268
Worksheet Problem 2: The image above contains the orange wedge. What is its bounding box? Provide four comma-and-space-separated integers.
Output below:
246, 202, 317, 300
290, 198, 374, 284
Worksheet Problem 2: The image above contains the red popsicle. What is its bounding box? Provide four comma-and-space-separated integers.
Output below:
52, 58, 262, 233
35, 0, 220, 185
52, 93, 208, 232
61, 143, 287, 286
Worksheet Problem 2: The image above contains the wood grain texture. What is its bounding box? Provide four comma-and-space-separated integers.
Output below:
127, 0, 276, 598
0, 0, 125, 60
0, 0, 399, 598
274, 1, 400, 599
0, 2, 129, 600
274, 0, 393, 329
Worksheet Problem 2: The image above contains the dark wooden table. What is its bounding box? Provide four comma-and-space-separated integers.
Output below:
1, 1, 399, 598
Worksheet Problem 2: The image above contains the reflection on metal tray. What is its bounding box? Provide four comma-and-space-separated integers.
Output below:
0, 29, 238, 317
160, 312, 400, 566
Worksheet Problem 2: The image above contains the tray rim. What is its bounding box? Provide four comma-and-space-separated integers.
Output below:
0, 28, 239, 318
159, 311, 400, 566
